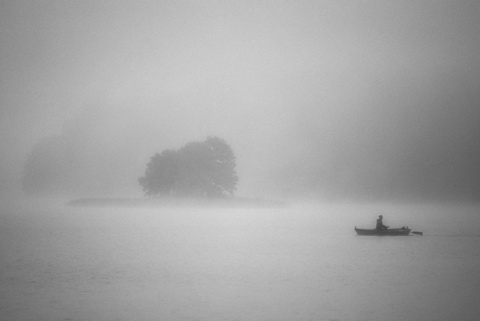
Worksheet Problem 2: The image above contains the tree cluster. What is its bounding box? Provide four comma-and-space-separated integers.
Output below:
138, 136, 238, 198
22, 107, 138, 197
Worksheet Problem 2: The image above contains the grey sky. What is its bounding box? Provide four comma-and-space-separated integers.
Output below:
1, 1, 480, 201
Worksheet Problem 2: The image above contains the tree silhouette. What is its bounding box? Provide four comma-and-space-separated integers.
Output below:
138, 149, 179, 196
139, 136, 238, 197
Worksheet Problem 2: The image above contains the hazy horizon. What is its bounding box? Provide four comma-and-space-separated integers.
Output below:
2, 1, 480, 203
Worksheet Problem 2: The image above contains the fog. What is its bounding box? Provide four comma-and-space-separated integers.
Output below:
2, 1, 480, 203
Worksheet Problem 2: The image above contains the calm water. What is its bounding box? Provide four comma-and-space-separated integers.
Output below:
1, 201, 480, 321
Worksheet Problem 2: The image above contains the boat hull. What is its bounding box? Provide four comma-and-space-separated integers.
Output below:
355, 227, 411, 236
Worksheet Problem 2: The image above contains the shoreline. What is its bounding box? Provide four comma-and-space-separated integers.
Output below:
67, 197, 288, 208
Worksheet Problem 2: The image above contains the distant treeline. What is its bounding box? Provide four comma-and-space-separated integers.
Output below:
22, 134, 238, 199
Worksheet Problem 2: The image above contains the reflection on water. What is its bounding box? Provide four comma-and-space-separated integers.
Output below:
1, 201, 480, 321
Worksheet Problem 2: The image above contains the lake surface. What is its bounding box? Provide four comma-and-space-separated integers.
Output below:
1, 200, 480, 321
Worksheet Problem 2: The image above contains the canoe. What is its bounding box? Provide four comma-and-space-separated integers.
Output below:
355, 227, 411, 236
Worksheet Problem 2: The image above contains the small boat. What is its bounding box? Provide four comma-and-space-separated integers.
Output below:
355, 226, 411, 236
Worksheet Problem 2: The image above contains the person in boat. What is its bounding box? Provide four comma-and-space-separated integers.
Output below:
376, 215, 389, 230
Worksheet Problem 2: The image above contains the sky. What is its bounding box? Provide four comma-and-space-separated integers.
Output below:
1, 0, 480, 202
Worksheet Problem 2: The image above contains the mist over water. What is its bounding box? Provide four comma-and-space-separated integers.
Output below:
1, 201, 480, 321
1, 2, 480, 320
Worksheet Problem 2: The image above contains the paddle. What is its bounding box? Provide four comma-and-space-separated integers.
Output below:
412, 231, 423, 235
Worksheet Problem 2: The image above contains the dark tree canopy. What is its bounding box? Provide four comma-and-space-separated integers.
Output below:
138, 136, 238, 198
138, 149, 179, 197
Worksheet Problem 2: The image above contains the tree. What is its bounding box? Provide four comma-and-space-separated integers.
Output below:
138, 136, 238, 197
138, 149, 179, 196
